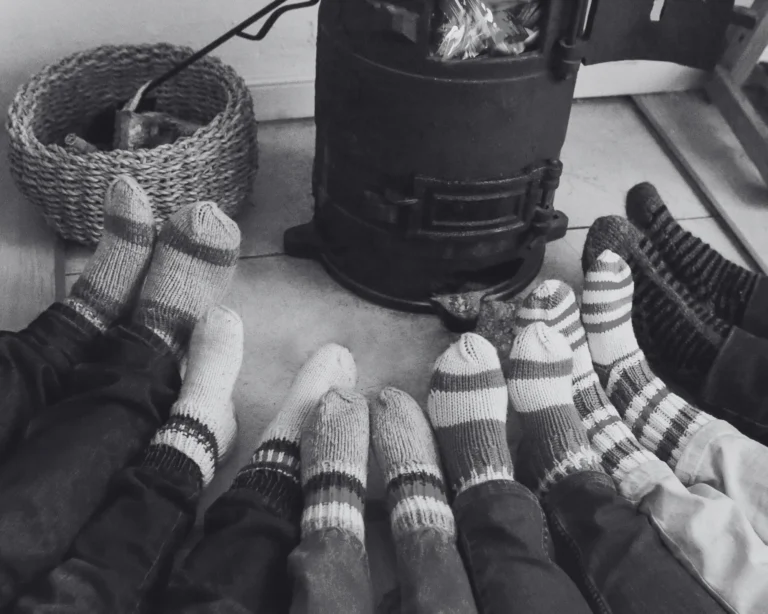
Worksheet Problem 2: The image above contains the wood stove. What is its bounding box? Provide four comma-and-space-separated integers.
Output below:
284, 0, 734, 327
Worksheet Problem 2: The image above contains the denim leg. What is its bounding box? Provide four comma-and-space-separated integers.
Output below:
621, 458, 768, 614
675, 419, 768, 544
11, 448, 201, 614
453, 480, 592, 614
394, 528, 477, 614
288, 528, 374, 614
544, 471, 728, 614
159, 488, 300, 614
0, 304, 100, 458
0, 324, 181, 608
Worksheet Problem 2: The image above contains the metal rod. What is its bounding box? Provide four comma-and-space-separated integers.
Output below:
143, 0, 290, 95
236, 0, 320, 40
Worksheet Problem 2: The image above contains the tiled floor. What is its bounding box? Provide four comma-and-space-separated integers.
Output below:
59, 96, 755, 602
63, 97, 756, 505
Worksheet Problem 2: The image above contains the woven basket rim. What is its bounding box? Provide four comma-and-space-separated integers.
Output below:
6, 42, 253, 161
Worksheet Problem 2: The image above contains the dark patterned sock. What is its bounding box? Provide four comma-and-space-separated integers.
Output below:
582, 215, 727, 390
627, 182, 758, 325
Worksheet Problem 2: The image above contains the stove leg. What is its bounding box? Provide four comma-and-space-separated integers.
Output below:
283, 222, 324, 260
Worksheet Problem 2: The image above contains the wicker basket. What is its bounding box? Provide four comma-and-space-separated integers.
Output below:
6, 43, 257, 246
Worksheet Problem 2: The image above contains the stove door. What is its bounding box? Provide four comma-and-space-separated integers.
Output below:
582, 0, 735, 70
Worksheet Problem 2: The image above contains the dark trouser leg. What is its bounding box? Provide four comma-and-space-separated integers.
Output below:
288, 529, 374, 614
453, 480, 592, 614
394, 528, 477, 614
12, 448, 201, 614
0, 324, 180, 607
160, 488, 300, 614
544, 471, 728, 614
0, 304, 99, 457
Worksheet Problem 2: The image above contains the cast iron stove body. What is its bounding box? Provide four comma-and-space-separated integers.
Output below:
285, 0, 734, 327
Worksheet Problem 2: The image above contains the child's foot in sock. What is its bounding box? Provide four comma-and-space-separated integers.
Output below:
372, 388, 455, 538
144, 305, 243, 487
427, 333, 514, 497
506, 323, 602, 493
582, 217, 727, 389
66, 176, 156, 331
627, 182, 758, 325
134, 201, 240, 357
583, 251, 714, 469
231, 343, 356, 520
515, 280, 654, 476
301, 389, 369, 541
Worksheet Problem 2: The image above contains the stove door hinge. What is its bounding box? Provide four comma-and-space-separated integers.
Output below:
530, 160, 567, 242
554, 38, 585, 80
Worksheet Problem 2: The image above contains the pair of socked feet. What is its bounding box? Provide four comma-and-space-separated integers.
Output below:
426, 246, 716, 502
63, 175, 242, 487
585, 183, 768, 404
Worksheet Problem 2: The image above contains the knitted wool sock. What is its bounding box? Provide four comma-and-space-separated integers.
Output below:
143, 306, 243, 487
427, 333, 514, 497
301, 389, 369, 541
515, 280, 658, 479
134, 201, 240, 358
372, 387, 455, 539
231, 343, 356, 520
582, 215, 727, 388
627, 182, 758, 324
506, 322, 602, 493
583, 251, 715, 470
66, 176, 155, 331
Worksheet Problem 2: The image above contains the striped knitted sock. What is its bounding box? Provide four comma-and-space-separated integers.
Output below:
582, 215, 727, 389
143, 306, 242, 487
627, 182, 758, 325
301, 389, 369, 542
372, 387, 455, 539
583, 251, 715, 470
134, 201, 240, 358
506, 322, 602, 493
427, 333, 514, 497
515, 280, 657, 479
66, 176, 155, 331
231, 343, 356, 521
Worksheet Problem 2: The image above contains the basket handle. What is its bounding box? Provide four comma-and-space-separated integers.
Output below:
141, 0, 320, 99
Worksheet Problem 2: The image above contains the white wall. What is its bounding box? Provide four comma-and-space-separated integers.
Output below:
0, 0, 319, 118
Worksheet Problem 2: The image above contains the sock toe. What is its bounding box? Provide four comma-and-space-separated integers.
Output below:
436, 332, 501, 374
625, 182, 664, 229
165, 201, 241, 255
315, 343, 358, 389
582, 216, 640, 275
515, 280, 580, 338
507, 323, 573, 411
107, 175, 153, 219
373, 387, 442, 470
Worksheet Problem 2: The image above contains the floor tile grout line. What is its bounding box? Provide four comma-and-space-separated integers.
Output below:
566, 214, 714, 231
65, 251, 289, 278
